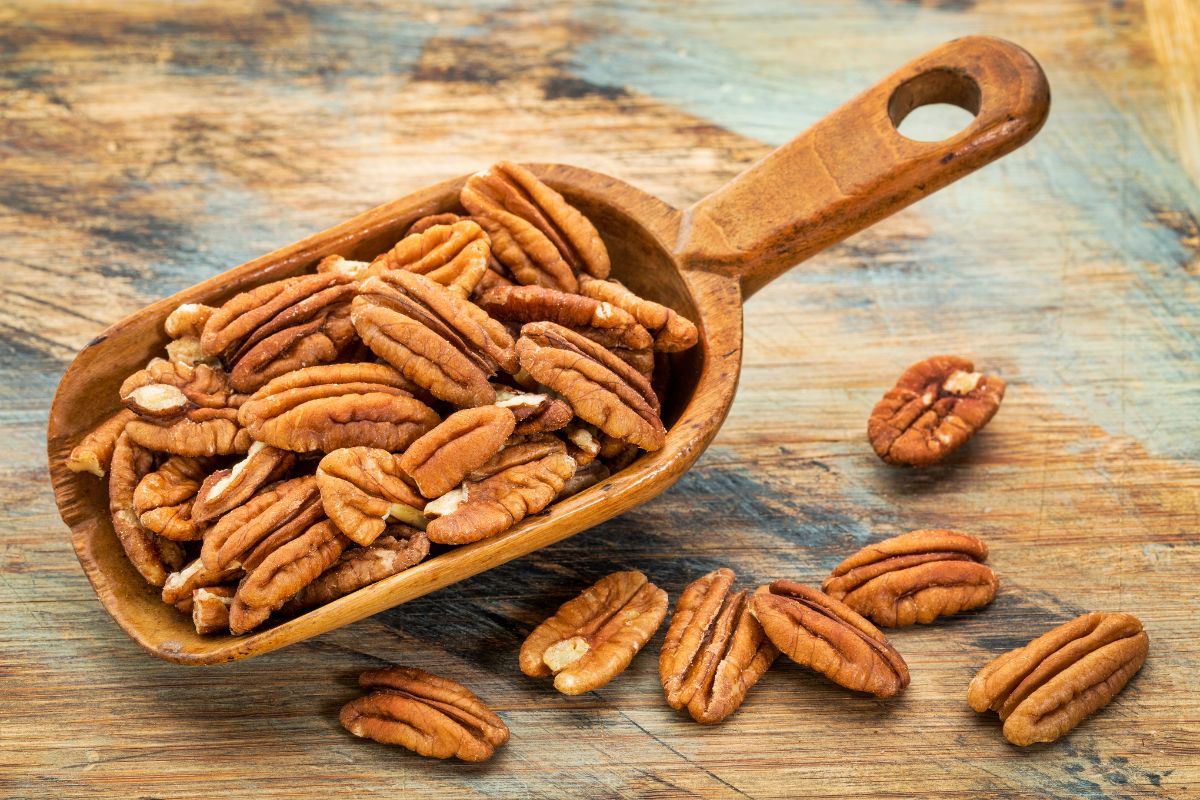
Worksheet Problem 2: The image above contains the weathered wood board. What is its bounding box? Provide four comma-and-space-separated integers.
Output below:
2, 1, 1198, 798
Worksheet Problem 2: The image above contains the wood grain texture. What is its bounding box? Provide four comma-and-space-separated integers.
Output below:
2, 1, 1197, 798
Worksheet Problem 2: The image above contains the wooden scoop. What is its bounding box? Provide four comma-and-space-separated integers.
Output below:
48, 36, 1049, 664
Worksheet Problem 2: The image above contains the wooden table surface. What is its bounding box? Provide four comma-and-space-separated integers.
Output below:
3, 1, 1198, 797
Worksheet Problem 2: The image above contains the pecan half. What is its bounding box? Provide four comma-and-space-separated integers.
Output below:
164, 303, 215, 339
968, 612, 1149, 746
477, 285, 652, 352
368, 220, 490, 296
461, 161, 610, 290
109, 432, 185, 586
493, 387, 573, 435
578, 277, 698, 353
133, 455, 209, 540
192, 586, 236, 634
316, 447, 427, 545
423, 436, 576, 545
161, 557, 240, 607
66, 409, 136, 477
286, 526, 430, 611
519, 570, 667, 695
120, 358, 236, 419
229, 519, 350, 634
822, 530, 999, 627
517, 322, 665, 451
407, 213, 466, 235
340, 666, 509, 761
126, 407, 253, 457
660, 569, 778, 724
868, 356, 1006, 466
237, 363, 439, 453
352, 272, 517, 407
200, 475, 324, 572
398, 406, 516, 499
191, 441, 296, 524
750, 581, 909, 697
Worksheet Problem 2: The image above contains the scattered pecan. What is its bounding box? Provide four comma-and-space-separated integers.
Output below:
968, 612, 1148, 745
519, 570, 667, 695
229, 519, 351, 634
286, 526, 430, 611
191, 441, 295, 524
340, 666, 509, 761
352, 272, 518, 407
368, 220, 490, 296
109, 432, 185, 586
133, 455, 209, 540
578, 277, 698, 353
161, 557, 240, 608
316, 254, 371, 279
125, 407, 253, 457
477, 285, 652, 352
398, 406, 516, 499
192, 586, 236, 634
494, 387, 572, 435
423, 436, 576, 545
237, 362, 439, 453
200, 475, 324, 572
164, 303, 215, 339
120, 358, 236, 419
517, 322, 665, 451
868, 355, 1006, 466
316, 447, 427, 545
660, 568, 778, 724
556, 459, 610, 500
751, 581, 909, 697
66, 409, 136, 477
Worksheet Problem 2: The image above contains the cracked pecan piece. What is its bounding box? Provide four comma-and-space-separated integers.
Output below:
968, 612, 1148, 746
493, 386, 572, 435
237, 362, 439, 453
192, 585, 236, 634
423, 436, 576, 545
120, 358, 237, 419
868, 355, 1005, 466
133, 455, 209, 540
517, 322, 665, 451
352, 272, 517, 407
286, 526, 430, 611
200, 475, 324, 572
161, 557, 240, 608
557, 459, 610, 500
461, 161, 610, 290
164, 303, 215, 339
126, 407, 253, 457
229, 519, 351, 634
316, 254, 372, 279
66, 409, 136, 477
191, 441, 295, 525
751, 581, 909, 697
109, 432, 185, 586
477, 284, 652, 352
560, 421, 601, 466
368, 220, 490, 297
578, 277, 698, 353
316, 447, 427, 545
340, 666, 509, 762
519, 570, 667, 695
822, 530, 999, 627
398, 406, 516, 499
660, 568, 778, 724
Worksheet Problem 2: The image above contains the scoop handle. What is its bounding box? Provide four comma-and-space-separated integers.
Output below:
674, 36, 1049, 298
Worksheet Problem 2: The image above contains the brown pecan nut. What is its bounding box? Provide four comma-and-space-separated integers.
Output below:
191, 441, 296, 524
200, 475, 324, 572
473, 260, 516, 295
493, 387, 573, 435
66, 409, 136, 477
340, 667, 509, 761
316, 254, 372, 279
109, 432, 185, 586
557, 459, 610, 500
611, 346, 655, 383
120, 358, 237, 419
237, 363, 439, 453
286, 526, 430, 611
751, 581, 909, 697
578, 277, 698, 353
352, 272, 518, 407
164, 302, 215, 339
229, 519, 350, 634
868, 355, 1006, 466
519, 570, 667, 695
125, 407, 253, 457
560, 422, 601, 466
822, 530, 999, 627
423, 437, 576, 545
660, 568, 778, 724
316, 447, 427, 545
398, 406, 516, 499
477, 285, 652, 352
407, 212, 467, 235
133, 455, 209, 540
165, 336, 212, 367
161, 557, 240, 608
228, 303, 357, 394
517, 322, 665, 451
367, 220, 490, 297
192, 585, 236, 634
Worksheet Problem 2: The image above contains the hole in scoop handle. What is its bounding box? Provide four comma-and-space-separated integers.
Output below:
674, 36, 1050, 298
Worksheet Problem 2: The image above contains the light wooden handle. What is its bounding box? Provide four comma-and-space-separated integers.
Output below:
674, 36, 1050, 297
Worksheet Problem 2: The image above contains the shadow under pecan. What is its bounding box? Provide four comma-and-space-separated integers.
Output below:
968, 612, 1149, 746
398, 406, 516, 499
340, 666, 509, 762
133, 454, 210, 541
477, 284, 652, 352
200, 475, 324, 572
191, 441, 295, 525
237, 362, 439, 453
161, 557, 240, 609
661, 568, 778, 724
423, 436, 576, 545
578, 276, 699, 353
493, 387, 573, 435
229, 519, 351, 634
316, 447, 427, 545
192, 585, 236, 634
520, 570, 667, 695
285, 526, 430, 611
868, 355, 1006, 467
822, 529, 999, 627
120, 358, 237, 419
517, 322, 665, 451
109, 432, 186, 586
352, 272, 518, 408
751, 581, 909, 698
125, 407, 253, 457
461, 161, 610, 290
66, 409, 136, 477
368, 220, 490, 297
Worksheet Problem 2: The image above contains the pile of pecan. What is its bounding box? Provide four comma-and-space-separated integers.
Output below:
66, 161, 698, 636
